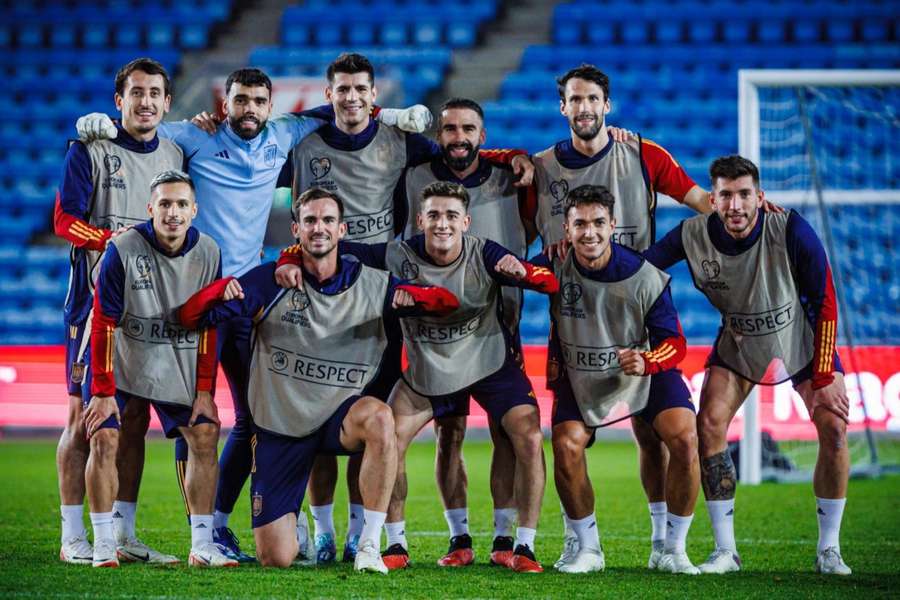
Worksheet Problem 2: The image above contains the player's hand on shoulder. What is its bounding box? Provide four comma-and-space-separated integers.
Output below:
76, 113, 118, 142
761, 197, 785, 214
379, 105, 433, 133
809, 379, 850, 423
83, 395, 119, 437
544, 239, 571, 261
190, 391, 220, 427
511, 154, 534, 187
274, 264, 303, 289
190, 111, 221, 135
617, 348, 646, 376
607, 125, 636, 143
391, 287, 416, 309
495, 254, 527, 279
222, 278, 245, 301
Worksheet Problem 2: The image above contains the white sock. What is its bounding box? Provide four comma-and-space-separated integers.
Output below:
649, 501, 667, 545
310, 504, 335, 538
816, 497, 846, 554
664, 512, 693, 554
561, 503, 575, 537
360, 509, 386, 547
90, 511, 114, 544
347, 503, 365, 538
112, 500, 137, 543
568, 513, 600, 551
190, 515, 214, 550
444, 508, 469, 537
384, 520, 407, 549
493, 508, 517, 538
706, 499, 736, 552
213, 510, 230, 530
61, 504, 86, 541
514, 526, 536, 551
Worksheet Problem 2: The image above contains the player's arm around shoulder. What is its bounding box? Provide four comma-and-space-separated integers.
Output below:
483, 239, 559, 293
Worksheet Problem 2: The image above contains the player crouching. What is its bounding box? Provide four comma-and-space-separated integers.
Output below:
85, 170, 233, 567
541, 185, 701, 574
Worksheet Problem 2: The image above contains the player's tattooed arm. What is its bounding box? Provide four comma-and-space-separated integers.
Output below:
700, 450, 737, 501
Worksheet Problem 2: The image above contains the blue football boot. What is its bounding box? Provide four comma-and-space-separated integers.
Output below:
315, 532, 337, 564
213, 527, 256, 563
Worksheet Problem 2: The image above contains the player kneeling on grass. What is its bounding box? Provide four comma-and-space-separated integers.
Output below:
538, 185, 700, 574
276, 181, 559, 573
177, 188, 459, 572
644, 156, 852, 576
85, 170, 232, 567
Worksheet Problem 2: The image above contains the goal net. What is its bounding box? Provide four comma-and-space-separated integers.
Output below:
737, 70, 900, 484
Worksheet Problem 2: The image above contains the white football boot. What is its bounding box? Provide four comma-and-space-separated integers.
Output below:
60, 535, 93, 565
697, 547, 741, 574
647, 540, 665, 569
557, 547, 605, 573
189, 542, 239, 568
117, 537, 180, 565
658, 551, 700, 575
92, 538, 120, 568
816, 547, 851, 576
354, 539, 388, 574
553, 533, 580, 569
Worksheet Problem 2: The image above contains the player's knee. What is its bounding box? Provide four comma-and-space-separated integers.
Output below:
362, 401, 395, 444
552, 432, 583, 471
257, 543, 296, 568
666, 429, 699, 466
189, 423, 220, 455
90, 429, 118, 463
697, 410, 727, 450
513, 426, 544, 458
436, 418, 466, 451
814, 411, 847, 450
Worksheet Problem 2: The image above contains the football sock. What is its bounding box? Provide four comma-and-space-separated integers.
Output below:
310, 504, 336, 538
493, 508, 517, 538
444, 508, 469, 537
561, 503, 575, 538
816, 497, 846, 554
664, 512, 693, 554
61, 504, 86, 541
112, 500, 137, 543
514, 526, 536, 552
706, 499, 737, 552
213, 510, 230, 530
385, 521, 408, 550
190, 515, 214, 550
648, 501, 667, 545
90, 511, 114, 544
360, 509, 386, 547
347, 503, 365, 539
568, 513, 600, 551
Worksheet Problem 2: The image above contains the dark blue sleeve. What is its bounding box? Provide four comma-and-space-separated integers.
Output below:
644, 285, 682, 347
642, 222, 687, 271
785, 210, 831, 322
527, 253, 552, 269
200, 262, 282, 327
394, 169, 410, 237
405, 133, 441, 168
59, 141, 93, 218
276, 150, 293, 188
338, 241, 389, 270
96, 244, 125, 323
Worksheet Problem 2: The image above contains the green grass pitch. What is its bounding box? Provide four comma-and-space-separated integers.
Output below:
2, 438, 897, 598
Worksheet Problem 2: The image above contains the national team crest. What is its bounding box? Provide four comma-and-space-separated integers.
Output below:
310, 157, 332, 179
550, 179, 569, 203
289, 289, 310, 311
135, 255, 152, 278
103, 154, 122, 175
561, 282, 583, 305
252, 493, 263, 517
400, 259, 419, 281
264, 144, 277, 167
701, 259, 721, 280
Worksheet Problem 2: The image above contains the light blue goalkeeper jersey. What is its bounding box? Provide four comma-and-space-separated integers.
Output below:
158, 114, 323, 277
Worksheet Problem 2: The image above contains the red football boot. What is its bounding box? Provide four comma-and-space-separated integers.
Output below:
381, 543, 410, 570
509, 544, 543, 573
437, 534, 475, 567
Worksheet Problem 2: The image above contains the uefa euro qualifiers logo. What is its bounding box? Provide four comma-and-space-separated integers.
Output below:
549, 179, 569, 216
701, 259, 729, 291
281, 289, 311, 326
102, 153, 126, 191
310, 157, 332, 179
559, 281, 586, 319
131, 255, 153, 290
400, 259, 420, 281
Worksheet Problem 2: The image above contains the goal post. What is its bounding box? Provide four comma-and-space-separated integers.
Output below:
737, 69, 900, 485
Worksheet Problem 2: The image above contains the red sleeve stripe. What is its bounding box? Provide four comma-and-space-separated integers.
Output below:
817, 319, 836, 374
646, 344, 677, 363
70, 221, 105, 241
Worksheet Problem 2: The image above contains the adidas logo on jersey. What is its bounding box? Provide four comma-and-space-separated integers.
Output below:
215, 150, 230, 160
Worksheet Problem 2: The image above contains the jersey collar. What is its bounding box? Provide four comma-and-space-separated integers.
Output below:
707, 210, 765, 256
114, 125, 159, 153
430, 156, 493, 188
135, 219, 200, 257
554, 131, 615, 169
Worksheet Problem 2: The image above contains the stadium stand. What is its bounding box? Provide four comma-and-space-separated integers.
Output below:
0, 0, 897, 348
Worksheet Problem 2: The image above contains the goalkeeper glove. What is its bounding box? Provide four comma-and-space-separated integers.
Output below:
75, 113, 118, 142
378, 105, 433, 133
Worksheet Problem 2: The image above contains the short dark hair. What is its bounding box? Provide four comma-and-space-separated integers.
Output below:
557, 64, 610, 102
565, 184, 615, 219
225, 68, 273, 96
709, 155, 760, 188
421, 181, 470, 211
327, 52, 375, 85
438, 97, 484, 125
115, 58, 171, 97
293, 187, 345, 221
150, 169, 194, 194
